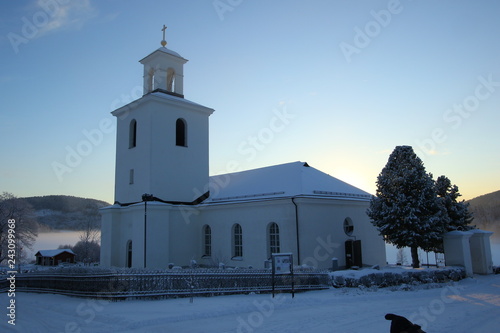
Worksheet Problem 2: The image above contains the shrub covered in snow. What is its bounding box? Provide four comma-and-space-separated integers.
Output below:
330, 266, 465, 288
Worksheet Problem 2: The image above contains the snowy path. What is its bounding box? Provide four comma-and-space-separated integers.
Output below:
1, 275, 499, 332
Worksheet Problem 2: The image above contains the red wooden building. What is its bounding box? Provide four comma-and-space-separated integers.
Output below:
35, 249, 76, 266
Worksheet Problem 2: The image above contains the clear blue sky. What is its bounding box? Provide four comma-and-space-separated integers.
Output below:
1, 0, 499, 203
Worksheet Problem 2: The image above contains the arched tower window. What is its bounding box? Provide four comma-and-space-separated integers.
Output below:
167, 68, 175, 92
268, 222, 280, 258
176, 118, 187, 147
232, 223, 243, 258
126, 240, 132, 268
147, 68, 155, 93
129, 119, 137, 148
203, 225, 211, 257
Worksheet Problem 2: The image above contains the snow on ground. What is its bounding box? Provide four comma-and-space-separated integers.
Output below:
1, 274, 499, 333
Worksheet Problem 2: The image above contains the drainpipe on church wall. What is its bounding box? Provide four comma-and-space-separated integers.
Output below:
291, 198, 300, 265
142, 193, 154, 268
143, 198, 147, 268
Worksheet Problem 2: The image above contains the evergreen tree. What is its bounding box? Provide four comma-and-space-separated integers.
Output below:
435, 175, 474, 232
367, 146, 442, 268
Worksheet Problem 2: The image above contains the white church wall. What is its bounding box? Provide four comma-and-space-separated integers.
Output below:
166, 206, 203, 267
114, 104, 153, 204
349, 202, 387, 268
100, 205, 121, 267
101, 196, 386, 270
101, 203, 200, 269
144, 204, 172, 269
194, 197, 386, 270
295, 198, 386, 269
100, 203, 163, 269
101, 205, 131, 268
148, 100, 210, 203
199, 199, 297, 268
113, 96, 212, 205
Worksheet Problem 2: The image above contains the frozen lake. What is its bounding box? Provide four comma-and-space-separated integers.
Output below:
25, 230, 94, 260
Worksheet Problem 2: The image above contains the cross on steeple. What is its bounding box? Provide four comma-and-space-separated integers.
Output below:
161, 25, 167, 47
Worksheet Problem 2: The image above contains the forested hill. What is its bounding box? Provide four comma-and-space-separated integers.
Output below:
22, 195, 110, 231
467, 190, 500, 234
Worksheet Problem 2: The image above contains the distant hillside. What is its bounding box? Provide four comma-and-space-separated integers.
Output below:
467, 190, 500, 234
22, 195, 110, 231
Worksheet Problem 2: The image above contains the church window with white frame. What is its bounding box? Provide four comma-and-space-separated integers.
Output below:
232, 223, 243, 258
203, 225, 211, 257
268, 222, 280, 258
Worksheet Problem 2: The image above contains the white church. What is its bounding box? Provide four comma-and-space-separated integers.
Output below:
100, 33, 386, 270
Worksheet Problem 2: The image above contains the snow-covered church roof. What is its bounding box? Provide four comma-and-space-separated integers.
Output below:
205, 161, 372, 204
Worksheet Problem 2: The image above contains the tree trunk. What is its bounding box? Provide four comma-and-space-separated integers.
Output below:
411, 246, 420, 268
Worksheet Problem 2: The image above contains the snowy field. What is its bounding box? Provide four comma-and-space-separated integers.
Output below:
1, 273, 499, 332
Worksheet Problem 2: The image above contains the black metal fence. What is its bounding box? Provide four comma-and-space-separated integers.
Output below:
0, 268, 330, 299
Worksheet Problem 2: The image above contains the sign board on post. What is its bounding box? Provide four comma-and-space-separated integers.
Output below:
271, 253, 294, 298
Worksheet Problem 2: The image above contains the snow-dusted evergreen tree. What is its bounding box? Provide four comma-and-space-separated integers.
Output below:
367, 146, 442, 268
435, 175, 474, 232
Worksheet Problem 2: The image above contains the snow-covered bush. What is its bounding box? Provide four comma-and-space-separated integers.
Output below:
330, 266, 465, 289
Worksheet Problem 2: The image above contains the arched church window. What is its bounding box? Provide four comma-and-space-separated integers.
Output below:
232, 223, 243, 258
344, 217, 354, 236
129, 119, 137, 148
126, 240, 132, 268
268, 222, 280, 258
203, 225, 211, 257
167, 68, 175, 92
176, 118, 187, 147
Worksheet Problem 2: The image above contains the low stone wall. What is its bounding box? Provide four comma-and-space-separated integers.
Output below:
330, 267, 466, 288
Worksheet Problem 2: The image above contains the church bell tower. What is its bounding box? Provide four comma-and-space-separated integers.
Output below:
111, 27, 215, 204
